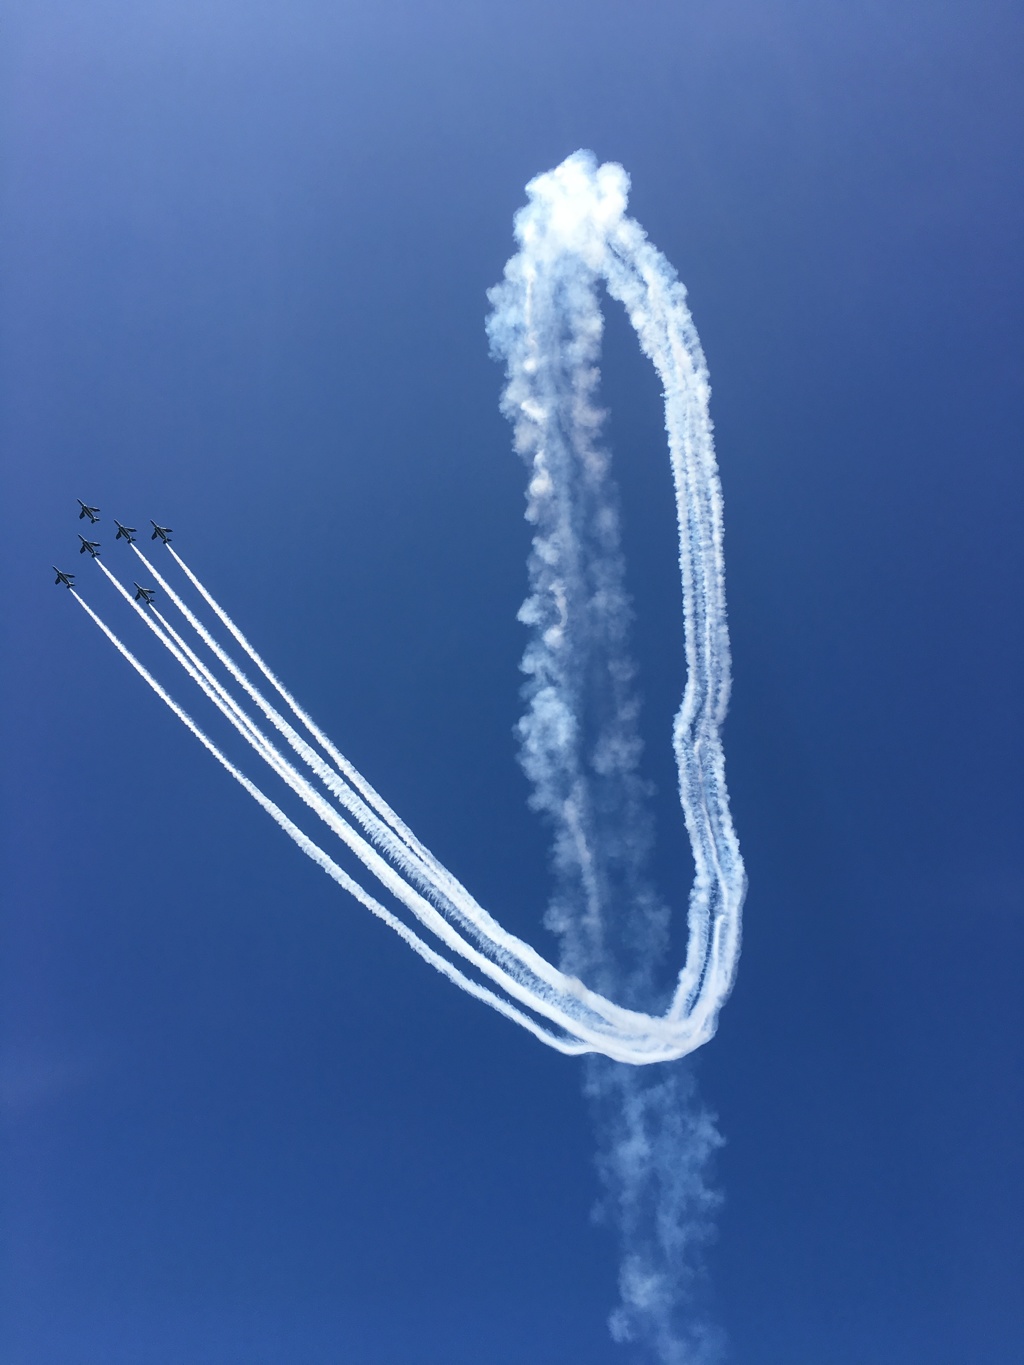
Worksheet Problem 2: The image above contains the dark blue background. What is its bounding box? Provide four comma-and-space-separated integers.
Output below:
2, 2, 1021, 1361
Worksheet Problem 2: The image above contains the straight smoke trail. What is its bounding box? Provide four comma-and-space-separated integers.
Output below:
119, 556, 646, 1050
73, 151, 744, 1362
71, 589, 572, 1051
90, 560, 599, 1052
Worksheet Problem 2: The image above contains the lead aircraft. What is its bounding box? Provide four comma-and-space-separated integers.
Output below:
77, 500, 99, 523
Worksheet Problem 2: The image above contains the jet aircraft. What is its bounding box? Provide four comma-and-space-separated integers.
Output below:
77, 500, 100, 523
114, 520, 137, 543
53, 567, 75, 588
78, 536, 101, 557
133, 583, 156, 605
150, 521, 172, 543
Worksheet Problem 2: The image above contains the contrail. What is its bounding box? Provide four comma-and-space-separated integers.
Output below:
118, 547, 726, 1061
486, 152, 744, 1019
94, 559, 611, 1049
132, 545, 574, 993
74, 156, 743, 1068
165, 542, 535, 946
485, 151, 742, 1360
71, 588, 582, 1053
72, 150, 745, 1362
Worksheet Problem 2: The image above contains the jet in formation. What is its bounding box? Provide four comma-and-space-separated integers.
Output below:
78, 536, 101, 557
150, 521, 172, 543
133, 583, 156, 605
77, 500, 100, 523
114, 520, 137, 543
53, 567, 75, 588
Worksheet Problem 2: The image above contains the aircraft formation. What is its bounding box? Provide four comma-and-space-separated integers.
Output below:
53, 500, 164, 602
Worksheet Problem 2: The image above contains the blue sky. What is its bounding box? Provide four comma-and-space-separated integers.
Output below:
2, 2, 1021, 1362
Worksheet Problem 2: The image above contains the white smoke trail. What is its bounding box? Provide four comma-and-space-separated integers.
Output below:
118, 560, 651, 1050
486, 152, 743, 1360
119, 544, 733, 1062
74, 154, 742, 1073
73, 150, 744, 1362
165, 544, 583, 975
71, 589, 580, 1053
128, 550, 577, 1008
94, 560, 608, 1049
486, 152, 744, 1014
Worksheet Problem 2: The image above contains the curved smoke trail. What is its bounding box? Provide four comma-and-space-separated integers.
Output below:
72, 154, 744, 1067
487, 150, 745, 1030
71, 150, 744, 1364
487, 150, 742, 1363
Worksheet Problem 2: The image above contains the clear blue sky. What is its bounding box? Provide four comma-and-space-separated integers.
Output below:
2, 2, 1021, 1362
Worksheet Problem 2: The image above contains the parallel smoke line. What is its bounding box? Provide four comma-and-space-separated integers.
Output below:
96, 560, 612, 1046
76, 152, 744, 1068
73, 150, 745, 1363
71, 589, 583, 1054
